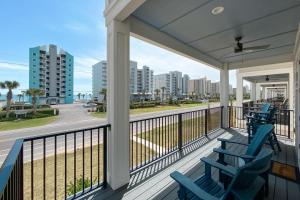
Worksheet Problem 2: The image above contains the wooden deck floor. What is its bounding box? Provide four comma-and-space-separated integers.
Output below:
83, 128, 300, 200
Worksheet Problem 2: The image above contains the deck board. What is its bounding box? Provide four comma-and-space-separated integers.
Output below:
85, 128, 300, 200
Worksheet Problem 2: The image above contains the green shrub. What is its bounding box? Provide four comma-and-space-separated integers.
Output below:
36, 108, 59, 116
67, 176, 96, 196
0, 111, 15, 121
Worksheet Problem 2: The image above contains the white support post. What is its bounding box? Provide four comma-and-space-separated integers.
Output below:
107, 19, 130, 190
289, 71, 294, 109
255, 83, 261, 101
220, 64, 229, 128
236, 71, 243, 107
250, 82, 256, 101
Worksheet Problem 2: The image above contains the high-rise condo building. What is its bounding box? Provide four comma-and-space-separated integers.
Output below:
169, 71, 182, 96
182, 74, 190, 96
211, 82, 220, 96
92, 61, 152, 100
154, 73, 171, 98
29, 44, 74, 104
92, 61, 107, 100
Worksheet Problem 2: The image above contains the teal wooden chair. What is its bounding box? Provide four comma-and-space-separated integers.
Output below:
170, 148, 273, 200
214, 124, 274, 194
247, 108, 281, 152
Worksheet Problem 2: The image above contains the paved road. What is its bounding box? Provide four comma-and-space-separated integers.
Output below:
0, 103, 220, 165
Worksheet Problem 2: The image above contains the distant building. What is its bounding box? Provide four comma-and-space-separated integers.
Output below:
92, 61, 153, 100
92, 61, 107, 101
211, 82, 220, 97
182, 74, 190, 96
198, 77, 207, 96
29, 44, 74, 104
169, 71, 182, 96
154, 73, 170, 97
206, 80, 212, 95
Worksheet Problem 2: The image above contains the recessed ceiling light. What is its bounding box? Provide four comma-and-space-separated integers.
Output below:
211, 6, 224, 15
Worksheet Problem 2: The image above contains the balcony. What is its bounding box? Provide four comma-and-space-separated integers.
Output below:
0, 106, 298, 199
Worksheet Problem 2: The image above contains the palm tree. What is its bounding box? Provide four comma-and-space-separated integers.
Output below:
0, 81, 20, 118
82, 94, 85, 100
141, 89, 147, 104
154, 89, 160, 101
161, 87, 166, 102
100, 88, 107, 112
21, 90, 26, 102
26, 88, 44, 114
17, 94, 23, 102
77, 93, 81, 100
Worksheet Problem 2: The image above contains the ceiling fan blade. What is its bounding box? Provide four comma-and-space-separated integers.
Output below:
243, 45, 270, 51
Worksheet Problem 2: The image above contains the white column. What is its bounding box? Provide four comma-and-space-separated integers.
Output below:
220, 64, 229, 128
262, 86, 266, 100
250, 82, 256, 101
289, 71, 294, 109
107, 19, 130, 189
255, 83, 261, 101
236, 71, 243, 107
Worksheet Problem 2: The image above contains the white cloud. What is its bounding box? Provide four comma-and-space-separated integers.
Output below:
0, 62, 28, 71
74, 56, 99, 79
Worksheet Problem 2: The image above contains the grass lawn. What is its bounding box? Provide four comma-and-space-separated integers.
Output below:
137, 111, 222, 149
91, 103, 209, 118
0, 116, 58, 131
24, 141, 155, 200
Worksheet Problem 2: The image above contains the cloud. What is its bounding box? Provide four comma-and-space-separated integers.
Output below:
130, 37, 219, 79
0, 62, 28, 71
74, 56, 100, 79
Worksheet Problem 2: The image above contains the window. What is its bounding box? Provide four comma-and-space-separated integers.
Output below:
33, 53, 36, 56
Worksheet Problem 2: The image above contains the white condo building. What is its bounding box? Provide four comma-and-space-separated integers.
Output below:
182, 74, 190, 96
93, 61, 152, 100
169, 71, 182, 96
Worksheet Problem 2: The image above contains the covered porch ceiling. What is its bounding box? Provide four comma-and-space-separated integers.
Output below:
128, 0, 300, 69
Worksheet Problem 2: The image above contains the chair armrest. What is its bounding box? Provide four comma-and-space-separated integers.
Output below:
170, 171, 219, 200
200, 157, 237, 176
217, 138, 249, 146
213, 148, 255, 160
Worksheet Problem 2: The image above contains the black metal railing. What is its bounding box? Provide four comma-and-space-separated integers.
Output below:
228, 106, 294, 139
0, 139, 23, 200
129, 106, 223, 171
0, 124, 109, 200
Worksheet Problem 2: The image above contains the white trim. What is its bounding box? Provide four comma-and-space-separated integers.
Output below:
104, 0, 146, 25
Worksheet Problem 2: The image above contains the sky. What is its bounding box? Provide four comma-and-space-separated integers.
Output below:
0, 0, 237, 95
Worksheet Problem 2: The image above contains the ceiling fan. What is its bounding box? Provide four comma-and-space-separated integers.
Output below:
234, 36, 270, 53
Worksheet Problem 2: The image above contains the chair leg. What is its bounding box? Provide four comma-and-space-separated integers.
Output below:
272, 132, 281, 152
261, 171, 269, 197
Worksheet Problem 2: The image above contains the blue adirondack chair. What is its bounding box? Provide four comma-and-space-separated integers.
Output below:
170, 148, 273, 200
214, 124, 274, 194
247, 107, 281, 152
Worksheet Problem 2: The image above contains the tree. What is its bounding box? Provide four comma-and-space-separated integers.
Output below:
77, 93, 81, 100
21, 90, 26, 102
141, 89, 147, 104
175, 87, 181, 97
26, 88, 44, 114
0, 81, 20, 118
100, 88, 107, 112
154, 89, 160, 101
82, 94, 86, 100
17, 94, 23, 102
161, 87, 166, 102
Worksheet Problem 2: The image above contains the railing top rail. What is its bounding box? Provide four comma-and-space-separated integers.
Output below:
23, 124, 111, 142
129, 106, 223, 123
0, 139, 23, 197
228, 105, 294, 112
